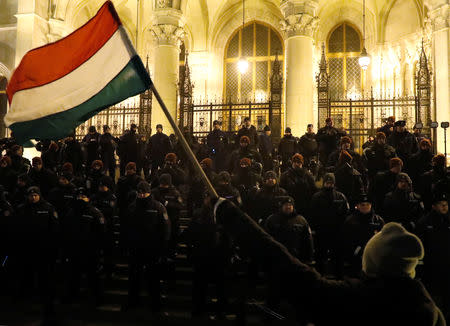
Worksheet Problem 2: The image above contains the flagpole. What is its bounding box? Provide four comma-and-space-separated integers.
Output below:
149, 83, 218, 199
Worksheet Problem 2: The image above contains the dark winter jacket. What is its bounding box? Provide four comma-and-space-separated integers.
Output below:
264, 211, 314, 262
236, 125, 259, 148
280, 167, 316, 217
363, 142, 396, 178
388, 130, 418, 163
215, 200, 445, 326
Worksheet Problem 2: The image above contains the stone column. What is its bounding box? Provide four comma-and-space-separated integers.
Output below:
428, 2, 449, 157
15, 0, 49, 65
150, 8, 185, 135
280, 0, 319, 135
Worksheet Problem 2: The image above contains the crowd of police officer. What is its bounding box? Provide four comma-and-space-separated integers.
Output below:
0, 115, 448, 323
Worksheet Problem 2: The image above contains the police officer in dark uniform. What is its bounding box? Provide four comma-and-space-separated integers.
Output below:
309, 173, 349, 276
231, 157, 262, 211
119, 124, 139, 176
388, 120, 418, 164
90, 175, 118, 280
236, 117, 259, 149
123, 181, 170, 313
149, 124, 172, 177
264, 196, 314, 262
252, 170, 287, 224
370, 157, 403, 213
408, 138, 433, 184
377, 116, 395, 138
280, 154, 317, 218
316, 117, 344, 164
153, 153, 187, 187
419, 154, 450, 210
363, 131, 396, 179
61, 135, 84, 176
48, 171, 77, 221
259, 125, 274, 172
341, 194, 384, 277
207, 120, 228, 172
278, 127, 298, 172
184, 196, 232, 318
99, 125, 117, 179
151, 173, 183, 257
62, 187, 105, 305
215, 171, 242, 207
382, 173, 424, 231
264, 196, 313, 310
82, 126, 101, 169
116, 162, 142, 213
298, 124, 318, 167
228, 136, 262, 174
334, 151, 365, 208
86, 159, 106, 196
15, 186, 59, 323
27, 156, 57, 199
416, 193, 450, 322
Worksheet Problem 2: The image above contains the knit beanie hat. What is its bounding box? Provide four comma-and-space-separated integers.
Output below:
264, 170, 277, 180
323, 173, 335, 184
218, 171, 231, 183
291, 153, 304, 164
165, 153, 177, 163
240, 136, 250, 144
340, 136, 352, 145
27, 186, 41, 196
32, 157, 43, 165
362, 222, 424, 279
91, 159, 103, 169
240, 157, 251, 167
432, 154, 446, 167
376, 132, 386, 140
396, 172, 412, 187
200, 158, 213, 169
389, 157, 403, 169
137, 181, 151, 194
159, 173, 172, 186
125, 162, 136, 172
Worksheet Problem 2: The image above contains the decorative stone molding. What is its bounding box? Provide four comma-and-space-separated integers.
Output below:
280, 13, 319, 38
428, 3, 449, 31
46, 18, 70, 43
151, 7, 185, 47
151, 24, 185, 47
156, 0, 172, 8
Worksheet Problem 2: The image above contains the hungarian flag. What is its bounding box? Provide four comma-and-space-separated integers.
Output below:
5, 1, 151, 144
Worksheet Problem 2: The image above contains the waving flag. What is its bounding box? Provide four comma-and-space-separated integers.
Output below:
5, 1, 151, 144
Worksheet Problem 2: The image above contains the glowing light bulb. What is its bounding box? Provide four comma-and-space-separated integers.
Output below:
359, 47, 371, 70
238, 58, 249, 74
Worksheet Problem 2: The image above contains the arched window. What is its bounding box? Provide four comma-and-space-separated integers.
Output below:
327, 23, 362, 99
224, 22, 283, 102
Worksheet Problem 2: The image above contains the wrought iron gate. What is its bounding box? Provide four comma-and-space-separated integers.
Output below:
179, 53, 283, 142
75, 58, 152, 140
316, 43, 433, 151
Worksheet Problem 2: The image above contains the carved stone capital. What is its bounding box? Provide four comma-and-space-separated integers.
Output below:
428, 3, 449, 31
151, 8, 185, 46
155, 0, 181, 10
280, 13, 319, 38
151, 24, 185, 47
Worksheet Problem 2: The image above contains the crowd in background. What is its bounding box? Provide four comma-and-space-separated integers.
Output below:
0, 115, 448, 325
